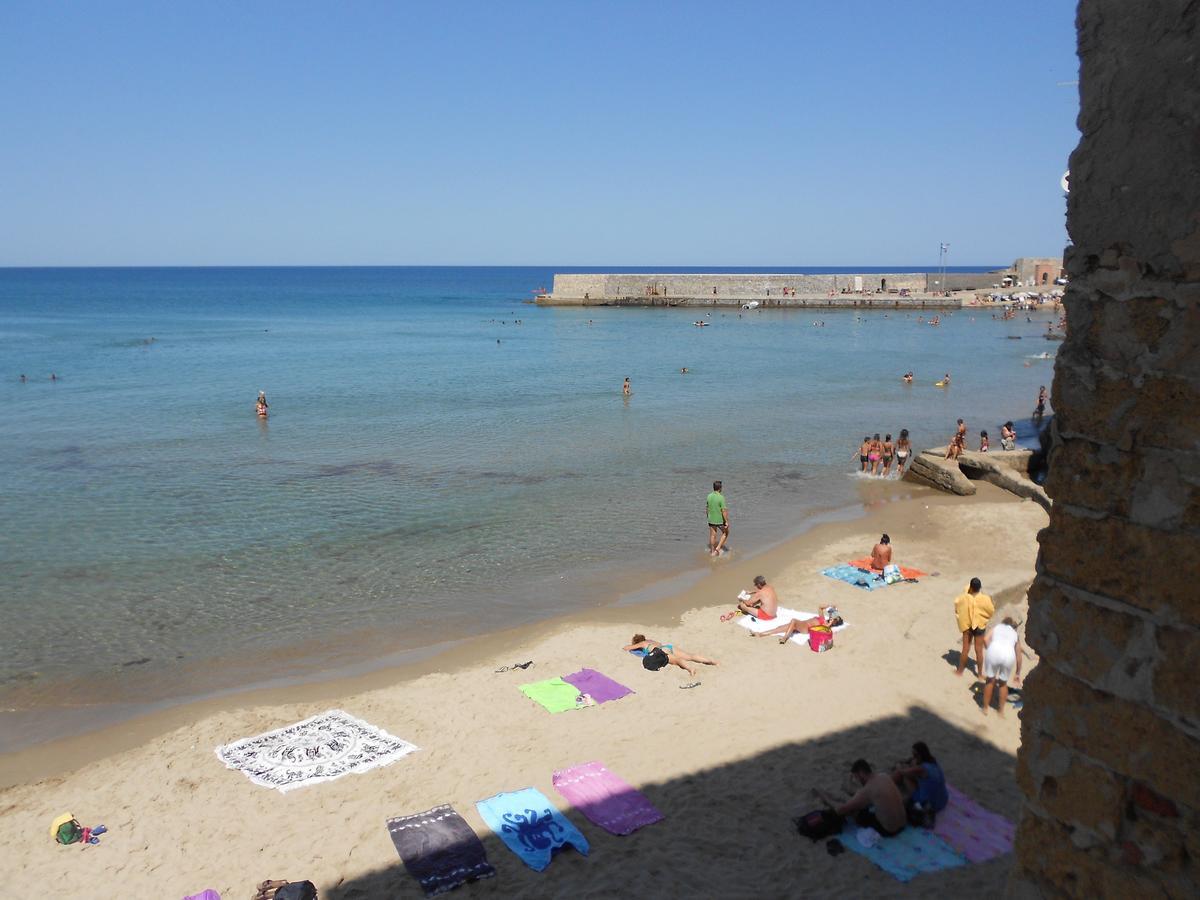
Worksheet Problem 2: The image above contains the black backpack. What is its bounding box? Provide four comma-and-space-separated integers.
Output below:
642, 648, 669, 671
793, 808, 844, 841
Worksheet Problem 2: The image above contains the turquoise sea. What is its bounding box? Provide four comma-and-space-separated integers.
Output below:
0, 266, 1055, 746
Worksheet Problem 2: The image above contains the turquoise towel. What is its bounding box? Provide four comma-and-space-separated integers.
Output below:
840, 824, 967, 882
822, 565, 882, 590
476, 787, 589, 872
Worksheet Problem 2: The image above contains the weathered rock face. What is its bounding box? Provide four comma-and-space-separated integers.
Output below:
1009, 2, 1200, 896
902, 451, 976, 496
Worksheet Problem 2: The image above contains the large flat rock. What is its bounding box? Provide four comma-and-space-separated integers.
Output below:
903, 451, 977, 495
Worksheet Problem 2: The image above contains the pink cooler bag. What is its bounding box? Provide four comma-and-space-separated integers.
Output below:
808, 625, 833, 652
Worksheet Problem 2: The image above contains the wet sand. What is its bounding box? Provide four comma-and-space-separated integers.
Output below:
0, 482, 1046, 897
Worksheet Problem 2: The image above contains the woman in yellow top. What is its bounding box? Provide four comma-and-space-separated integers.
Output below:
954, 577, 994, 678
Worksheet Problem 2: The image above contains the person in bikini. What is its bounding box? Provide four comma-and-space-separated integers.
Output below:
750, 605, 843, 644
256, 391, 269, 418
623, 635, 718, 676
881, 433, 895, 476
895, 429, 912, 474
945, 419, 966, 460
1000, 421, 1017, 451
868, 433, 884, 476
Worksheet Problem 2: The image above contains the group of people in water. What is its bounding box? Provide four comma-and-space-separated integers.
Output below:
856, 431, 912, 477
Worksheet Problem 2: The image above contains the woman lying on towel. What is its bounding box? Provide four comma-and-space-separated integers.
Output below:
750, 606, 844, 644
623, 635, 719, 677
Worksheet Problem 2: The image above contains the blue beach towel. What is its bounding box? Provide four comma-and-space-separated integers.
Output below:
822, 565, 883, 590
840, 824, 968, 882
476, 787, 590, 872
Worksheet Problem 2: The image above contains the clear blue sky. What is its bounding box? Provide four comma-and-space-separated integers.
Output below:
0, 1, 1079, 266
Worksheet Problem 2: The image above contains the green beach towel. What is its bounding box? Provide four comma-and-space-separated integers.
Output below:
519, 677, 586, 714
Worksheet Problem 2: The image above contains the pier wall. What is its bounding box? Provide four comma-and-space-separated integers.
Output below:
550, 272, 928, 301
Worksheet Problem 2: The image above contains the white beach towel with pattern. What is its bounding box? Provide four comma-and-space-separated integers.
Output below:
215, 709, 418, 792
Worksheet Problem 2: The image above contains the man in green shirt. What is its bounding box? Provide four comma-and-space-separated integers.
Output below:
706, 480, 729, 557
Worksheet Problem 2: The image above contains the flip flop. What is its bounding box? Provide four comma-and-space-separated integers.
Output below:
719, 611, 738, 622
680, 682, 701, 689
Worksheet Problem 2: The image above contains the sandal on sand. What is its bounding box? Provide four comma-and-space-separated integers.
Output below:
680, 682, 701, 689
720, 611, 738, 622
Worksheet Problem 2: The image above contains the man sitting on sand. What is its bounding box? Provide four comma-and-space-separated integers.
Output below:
734, 575, 778, 620
869, 534, 893, 570
623, 635, 718, 677
813, 759, 907, 837
954, 577, 994, 678
750, 606, 843, 644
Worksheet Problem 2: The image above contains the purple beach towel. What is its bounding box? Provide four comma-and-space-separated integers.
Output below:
562, 668, 633, 705
552, 761, 664, 836
182, 892, 221, 900
933, 784, 1016, 863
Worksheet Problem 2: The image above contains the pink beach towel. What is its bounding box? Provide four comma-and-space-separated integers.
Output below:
552, 761, 664, 836
933, 784, 1016, 863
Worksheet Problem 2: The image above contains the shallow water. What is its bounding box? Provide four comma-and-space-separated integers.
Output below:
0, 266, 1056, 727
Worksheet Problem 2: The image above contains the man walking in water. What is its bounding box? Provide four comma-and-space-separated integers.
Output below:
706, 480, 729, 557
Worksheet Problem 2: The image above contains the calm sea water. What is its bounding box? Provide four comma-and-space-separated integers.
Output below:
0, 266, 1055, 733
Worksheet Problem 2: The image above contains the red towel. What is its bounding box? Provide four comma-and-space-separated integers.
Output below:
848, 558, 928, 579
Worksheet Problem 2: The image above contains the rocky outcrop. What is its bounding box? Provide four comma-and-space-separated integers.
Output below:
902, 450, 976, 496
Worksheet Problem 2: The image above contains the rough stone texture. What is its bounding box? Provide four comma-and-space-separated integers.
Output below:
1009, 2, 1200, 896
901, 450, 976, 496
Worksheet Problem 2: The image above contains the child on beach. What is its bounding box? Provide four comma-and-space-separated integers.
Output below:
855, 437, 871, 473
979, 430, 989, 452
624, 635, 718, 676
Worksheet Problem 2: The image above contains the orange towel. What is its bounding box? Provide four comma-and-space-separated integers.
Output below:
847, 558, 928, 579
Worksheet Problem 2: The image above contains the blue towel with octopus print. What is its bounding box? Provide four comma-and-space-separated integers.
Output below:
476, 787, 590, 871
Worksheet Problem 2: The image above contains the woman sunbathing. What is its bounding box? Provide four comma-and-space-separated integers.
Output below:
750, 606, 844, 644
623, 635, 719, 676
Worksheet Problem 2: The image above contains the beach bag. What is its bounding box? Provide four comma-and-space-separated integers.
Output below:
274, 883, 318, 900
883, 563, 903, 584
50, 813, 84, 845
642, 648, 670, 671
793, 808, 844, 841
808, 625, 833, 653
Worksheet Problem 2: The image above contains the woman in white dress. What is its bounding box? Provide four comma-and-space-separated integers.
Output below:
981, 616, 1023, 716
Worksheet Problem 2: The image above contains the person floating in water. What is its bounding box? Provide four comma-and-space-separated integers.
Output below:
50, 373, 58, 381
19, 374, 26, 383
256, 390, 269, 418
902, 371, 914, 384
680, 367, 689, 374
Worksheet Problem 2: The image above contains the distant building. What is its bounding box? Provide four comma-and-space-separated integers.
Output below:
1011, 256, 1066, 287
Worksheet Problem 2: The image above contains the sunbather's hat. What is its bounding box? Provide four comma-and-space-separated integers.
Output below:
642, 648, 669, 671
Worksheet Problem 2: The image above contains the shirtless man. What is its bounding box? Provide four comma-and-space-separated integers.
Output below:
813, 759, 907, 837
870, 534, 893, 571
734, 575, 779, 620
855, 436, 871, 473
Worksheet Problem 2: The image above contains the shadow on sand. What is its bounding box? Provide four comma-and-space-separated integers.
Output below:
324, 705, 1019, 898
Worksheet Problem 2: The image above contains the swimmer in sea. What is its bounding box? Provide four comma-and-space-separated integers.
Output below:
902, 371, 913, 384
19, 374, 26, 383
680, 367, 689, 374
623, 377, 631, 396
256, 390, 269, 418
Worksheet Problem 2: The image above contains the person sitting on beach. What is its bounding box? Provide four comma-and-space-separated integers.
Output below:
891, 741, 949, 821
945, 419, 966, 460
623, 635, 718, 676
256, 391, 269, 417
855, 436, 871, 473
1000, 421, 1017, 451
954, 577, 994, 678
895, 429, 912, 474
869, 534, 893, 570
735, 575, 779, 620
750, 606, 843, 644
813, 759, 907, 838
981, 616, 1023, 716
979, 430, 989, 452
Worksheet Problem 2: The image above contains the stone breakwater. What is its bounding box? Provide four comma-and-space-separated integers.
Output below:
542, 272, 970, 308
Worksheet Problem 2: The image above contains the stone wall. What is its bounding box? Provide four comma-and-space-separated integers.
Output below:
1009, 1, 1199, 897
550, 272, 931, 300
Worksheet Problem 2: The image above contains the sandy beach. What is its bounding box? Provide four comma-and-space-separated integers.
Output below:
0, 482, 1046, 898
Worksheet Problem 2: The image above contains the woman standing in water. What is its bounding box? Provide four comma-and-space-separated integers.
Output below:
895, 429, 912, 475
256, 390, 269, 418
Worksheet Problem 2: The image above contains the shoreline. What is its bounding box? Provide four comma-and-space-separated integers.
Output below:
0, 481, 1048, 897
0, 488, 882, 759
2, 480, 1031, 787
